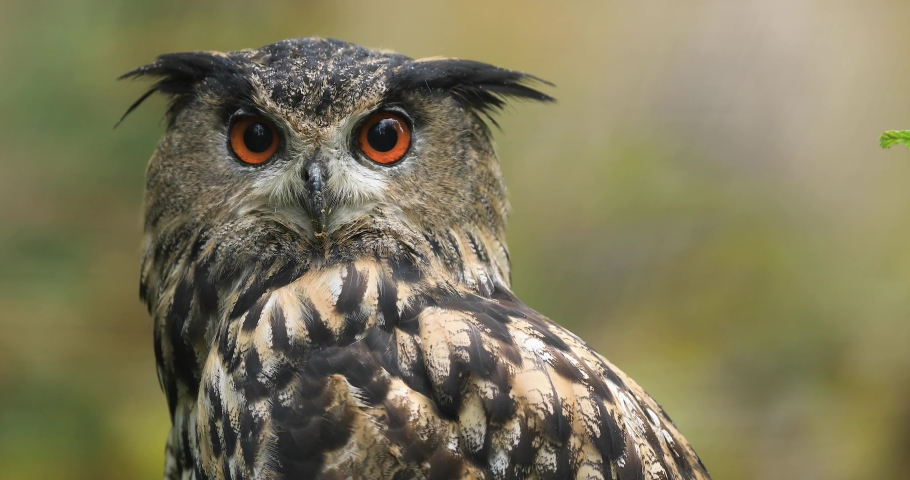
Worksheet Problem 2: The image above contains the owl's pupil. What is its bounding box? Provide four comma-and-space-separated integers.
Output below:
367, 119, 399, 152
243, 123, 273, 153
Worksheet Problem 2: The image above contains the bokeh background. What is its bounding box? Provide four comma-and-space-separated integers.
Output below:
2, 0, 910, 478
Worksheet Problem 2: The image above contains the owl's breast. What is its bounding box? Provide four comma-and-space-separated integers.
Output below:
192, 261, 476, 479
184, 259, 708, 480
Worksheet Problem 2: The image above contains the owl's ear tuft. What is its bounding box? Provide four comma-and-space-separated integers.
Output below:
117, 52, 246, 128
392, 59, 554, 127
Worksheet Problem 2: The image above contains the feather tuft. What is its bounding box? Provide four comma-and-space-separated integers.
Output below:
392, 59, 555, 127
116, 52, 246, 128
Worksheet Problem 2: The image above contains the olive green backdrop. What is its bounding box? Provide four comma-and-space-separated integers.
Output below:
2, 1, 909, 478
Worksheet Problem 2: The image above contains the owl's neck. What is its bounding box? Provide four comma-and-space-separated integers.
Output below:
216, 223, 514, 315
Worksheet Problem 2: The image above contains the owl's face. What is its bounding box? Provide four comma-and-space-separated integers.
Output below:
126, 38, 550, 283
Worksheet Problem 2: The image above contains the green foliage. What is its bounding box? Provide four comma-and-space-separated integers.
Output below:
880, 130, 910, 149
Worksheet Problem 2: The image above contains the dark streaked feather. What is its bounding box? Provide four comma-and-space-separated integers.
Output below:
117, 52, 248, 127
391, 59, 555, 126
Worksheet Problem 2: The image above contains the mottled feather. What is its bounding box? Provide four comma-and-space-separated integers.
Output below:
124, 37, 710, 480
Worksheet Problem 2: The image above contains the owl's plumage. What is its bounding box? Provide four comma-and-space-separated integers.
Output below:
123, 38, 710, 480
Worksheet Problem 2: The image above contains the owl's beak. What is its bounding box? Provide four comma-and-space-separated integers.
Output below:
302, 162, 328, 237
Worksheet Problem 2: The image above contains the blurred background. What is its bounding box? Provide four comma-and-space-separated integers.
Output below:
1, 0, 909, 478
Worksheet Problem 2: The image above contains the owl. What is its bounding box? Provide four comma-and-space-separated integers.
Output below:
121, 38, 711, 480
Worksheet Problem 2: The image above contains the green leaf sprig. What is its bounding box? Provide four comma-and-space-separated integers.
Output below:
880, 130, 910, 149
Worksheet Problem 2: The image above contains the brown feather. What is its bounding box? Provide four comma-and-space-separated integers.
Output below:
127, 37, 710, 480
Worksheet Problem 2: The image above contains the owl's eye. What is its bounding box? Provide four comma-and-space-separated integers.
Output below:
230, 117, 279, 165
358, 112, 411, 165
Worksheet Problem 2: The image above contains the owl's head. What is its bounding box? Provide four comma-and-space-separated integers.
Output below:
123, 38, 551, 293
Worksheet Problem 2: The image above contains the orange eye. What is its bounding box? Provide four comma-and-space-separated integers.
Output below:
358, 112, 411, 165
230, 117, 279, 165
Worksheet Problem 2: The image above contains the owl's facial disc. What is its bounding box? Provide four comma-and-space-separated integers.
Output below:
258, 114, 402, 243
298, 109, 412, 237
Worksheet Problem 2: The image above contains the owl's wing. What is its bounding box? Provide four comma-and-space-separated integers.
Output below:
202, 282, 710, 480
383, 287, 712, 480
